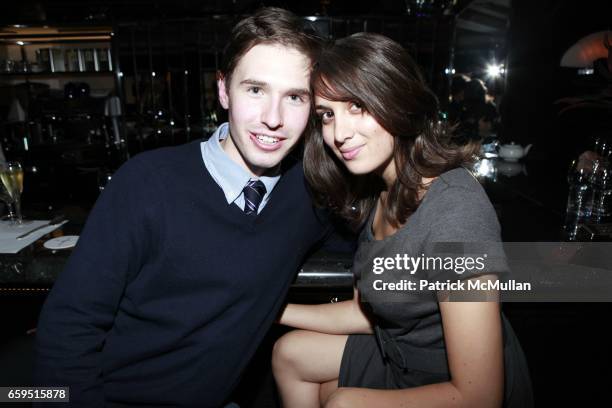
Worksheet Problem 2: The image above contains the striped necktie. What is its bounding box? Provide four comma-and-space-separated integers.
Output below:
243, 179, 267, 215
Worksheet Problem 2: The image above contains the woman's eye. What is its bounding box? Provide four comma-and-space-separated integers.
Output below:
319, 111, 334, 124
349, 102, 363, 112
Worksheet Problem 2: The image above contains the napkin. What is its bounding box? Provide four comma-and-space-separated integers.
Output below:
0, 220, 68, 254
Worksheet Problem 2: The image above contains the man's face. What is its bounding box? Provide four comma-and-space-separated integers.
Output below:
218, 44, 312, 176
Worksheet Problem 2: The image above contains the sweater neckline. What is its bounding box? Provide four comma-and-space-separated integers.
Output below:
193, 140, 283, 226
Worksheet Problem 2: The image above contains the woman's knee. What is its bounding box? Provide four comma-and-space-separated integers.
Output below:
272, 329, 308, 373
323, 388, 351, 408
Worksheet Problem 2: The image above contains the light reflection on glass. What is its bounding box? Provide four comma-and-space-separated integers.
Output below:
473, 158, 497, 182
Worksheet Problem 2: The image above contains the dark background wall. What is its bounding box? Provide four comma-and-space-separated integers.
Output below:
0, 0, 612, 203
503, 0, 612, 164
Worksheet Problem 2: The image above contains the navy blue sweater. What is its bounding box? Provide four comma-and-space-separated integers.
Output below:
34, 141, 329, 407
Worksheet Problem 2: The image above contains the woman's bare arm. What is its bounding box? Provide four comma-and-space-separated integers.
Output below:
277, 287, 374, 334
324, 275, 504, 408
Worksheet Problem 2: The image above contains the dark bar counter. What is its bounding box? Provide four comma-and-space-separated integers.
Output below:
0, 152, 573, 286
0, 153, 578, 291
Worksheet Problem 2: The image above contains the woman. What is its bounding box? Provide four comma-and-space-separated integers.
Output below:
272, 33, 533, 408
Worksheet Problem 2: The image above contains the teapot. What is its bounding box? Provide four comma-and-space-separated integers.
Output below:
498, 142, 532, 162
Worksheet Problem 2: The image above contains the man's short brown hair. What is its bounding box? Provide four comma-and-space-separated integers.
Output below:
219, 7, 320, 85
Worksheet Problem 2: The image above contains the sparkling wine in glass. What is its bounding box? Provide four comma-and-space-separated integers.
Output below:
0, 162, 24, 224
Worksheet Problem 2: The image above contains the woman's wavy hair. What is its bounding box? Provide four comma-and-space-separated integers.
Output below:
304, 32, 479, 230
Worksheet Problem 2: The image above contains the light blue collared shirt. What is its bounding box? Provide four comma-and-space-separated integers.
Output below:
201, 123, 280, 214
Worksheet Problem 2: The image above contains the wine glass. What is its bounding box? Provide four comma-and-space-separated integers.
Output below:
0, 187, 16, 221
0, 161, 24, 225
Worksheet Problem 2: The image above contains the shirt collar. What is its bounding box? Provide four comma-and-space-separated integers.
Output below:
201, 122, 281, 205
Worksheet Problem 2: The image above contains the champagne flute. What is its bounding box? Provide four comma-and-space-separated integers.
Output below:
0, 161, 24, 225
0, 187, 16, 221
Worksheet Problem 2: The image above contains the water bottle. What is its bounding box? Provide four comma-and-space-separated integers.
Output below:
564, 159, 593, 240
593, 137, 612, 164
589, 161, 611, 223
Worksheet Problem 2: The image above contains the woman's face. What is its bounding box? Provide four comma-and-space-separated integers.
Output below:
315, 95, 395, 179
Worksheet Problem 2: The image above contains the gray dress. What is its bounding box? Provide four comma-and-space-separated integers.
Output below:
338, 167, 534, 407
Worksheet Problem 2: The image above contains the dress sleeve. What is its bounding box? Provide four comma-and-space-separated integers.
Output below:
422, 184, 509, 281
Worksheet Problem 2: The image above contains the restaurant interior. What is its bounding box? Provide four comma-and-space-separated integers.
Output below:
0, 0, 611, 406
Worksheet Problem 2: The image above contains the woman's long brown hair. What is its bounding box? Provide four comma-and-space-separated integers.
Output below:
304, 32, 479, 230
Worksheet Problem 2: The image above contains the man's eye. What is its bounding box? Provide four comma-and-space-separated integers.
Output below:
289, 95, 305, 103
248, 87, 262, 94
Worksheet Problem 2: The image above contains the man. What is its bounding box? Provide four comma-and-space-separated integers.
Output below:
34, 8, 330, 407
447, 73, 470, 124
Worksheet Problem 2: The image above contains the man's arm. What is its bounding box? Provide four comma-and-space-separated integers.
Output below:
33, 157, 158, 407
